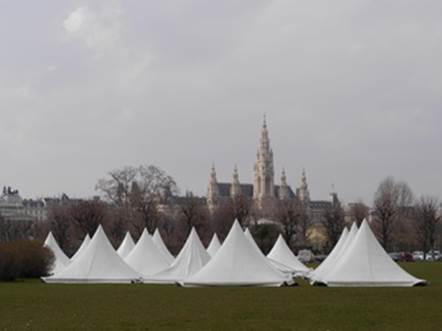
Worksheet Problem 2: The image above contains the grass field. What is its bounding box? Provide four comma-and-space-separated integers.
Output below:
0, 263, 441, 331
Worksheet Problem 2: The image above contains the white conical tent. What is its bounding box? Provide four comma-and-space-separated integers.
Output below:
43, 225, 142, 284
245, 228, 294, 275
267, 234, 310, 276
182, 221, 293, 287
147, 228, 210, 284
70, 234, 91, 262
44, 232, 70, 274
152, 229, 174, 264
244, 228, 256, 247
206, 233, 221, 257
117, 232, 136, 258
309, 226, 350, 283
321, 220, 426, 287
125, 229, 170, 277
334, 222, 359, 261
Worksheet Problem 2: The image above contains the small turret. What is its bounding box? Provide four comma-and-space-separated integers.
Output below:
299, 169, 310, 203
207, 165, 220, 212
230, 165, 242, 198
279, 168, 289, 200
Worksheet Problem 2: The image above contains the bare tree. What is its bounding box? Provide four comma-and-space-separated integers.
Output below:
414, 196, 441, 260
69, 200, 106, 237
348, 201, 369, 226
179, 191, 208, 237
373, 177, 414, 251
96, 165, 178, 233
96, 166, 138, 204
0, 217, 33, 242
275, 198, 309, 250
46, 205, 72, 252
321, 200, 345, 252
229, 194, 252, 227
210, 202, 235, 241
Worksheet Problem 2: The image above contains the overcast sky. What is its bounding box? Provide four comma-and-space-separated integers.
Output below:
1, 0, 441, 204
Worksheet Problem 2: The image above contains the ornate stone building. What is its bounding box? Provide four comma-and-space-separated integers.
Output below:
0, 186, 82, 222
206, 117, 338, 222
0, 187, 52, 222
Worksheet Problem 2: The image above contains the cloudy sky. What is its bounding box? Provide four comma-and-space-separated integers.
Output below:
1, 0, 441, 204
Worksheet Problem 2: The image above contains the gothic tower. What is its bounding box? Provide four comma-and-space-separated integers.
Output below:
207, 165, 219, 212
230, 165, 242, 198
298, 169, 310, 203
253, 115, 275, 206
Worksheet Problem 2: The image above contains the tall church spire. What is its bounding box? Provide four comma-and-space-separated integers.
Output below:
299, 169, 310, 203
207, 164, 219, 212
253, 116, 275, 205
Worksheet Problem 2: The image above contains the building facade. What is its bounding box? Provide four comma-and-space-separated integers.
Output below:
0, 187, 41, 222
0, 187, 77, 222
206, 117, 338, 222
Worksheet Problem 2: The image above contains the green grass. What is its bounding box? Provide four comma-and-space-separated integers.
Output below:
0, 263, 441, 331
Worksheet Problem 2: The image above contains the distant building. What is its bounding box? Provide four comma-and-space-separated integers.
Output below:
0, 187, 79, 222
0, 187, 38, 222
206, 117, 339, 223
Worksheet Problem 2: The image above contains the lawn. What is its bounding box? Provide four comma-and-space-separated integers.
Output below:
0, 263, 441, 331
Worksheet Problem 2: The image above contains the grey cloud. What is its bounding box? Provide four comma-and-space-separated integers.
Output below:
0, 0, 441, 203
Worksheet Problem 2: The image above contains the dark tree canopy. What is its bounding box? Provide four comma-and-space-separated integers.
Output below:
373, 177, 414, 251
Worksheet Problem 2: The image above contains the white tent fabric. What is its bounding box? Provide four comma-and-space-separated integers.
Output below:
333, 222, 359, 262
182, 221, 293, 287
44, 232, 70, 274
206, 233, 221, 257
152, 229, 174, 264
117, 232, 136, 258
311, 223, 359, 284
309, 227, 349, 283
267, 234, 310, 276
147, 228, 210, 284
70, 234, 91, 262
244, 228, 256, 247
244, 228, 293, 275
125, 229, 170, 277
320, 220, 426, 287
43, 225, 142, 284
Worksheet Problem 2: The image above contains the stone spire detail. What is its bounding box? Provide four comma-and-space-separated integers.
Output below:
253, 115, 275, 205
299, 169, 310, 203
279, 168, 289, 200
230, 165, 242, 198
207, 165, 219, 212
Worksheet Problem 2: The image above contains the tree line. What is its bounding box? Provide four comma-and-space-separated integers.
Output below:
0, 166, 440, 257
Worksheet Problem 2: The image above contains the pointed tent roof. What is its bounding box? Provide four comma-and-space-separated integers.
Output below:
244, 228, 256, 246
244, 228, 293, 275
182, 221, 293, 287
311, 223, 359, 284
152, 229, 174, 264
309, 226, 349, 283
322, 220, 426, 287
44, 232, 70, 274
147, 228, 210, 283
207, 233, 221, 257
267, 234, 310, 275
334, 222, 359, 261
70, 234, 91, 262
117, 232, 136, 258
43, 225, 142, 284
125, 229, 170, 277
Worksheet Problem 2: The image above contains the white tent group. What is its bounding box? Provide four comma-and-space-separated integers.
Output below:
308, 220, 426, 287
43, 218, 426, 287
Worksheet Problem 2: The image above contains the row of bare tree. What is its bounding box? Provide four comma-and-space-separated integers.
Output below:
0, 166, 440, 257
